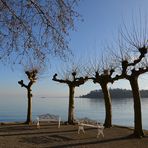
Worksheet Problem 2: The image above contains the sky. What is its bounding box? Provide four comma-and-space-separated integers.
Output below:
1, 0, 148, 98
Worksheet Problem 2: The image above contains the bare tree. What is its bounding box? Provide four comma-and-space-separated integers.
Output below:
18, 61, 44, 124
52, 64, 88, 124
110, 19, 148, 137
0, 0, 79, 64
87, 57, 114, 128
112, 48, 148, 137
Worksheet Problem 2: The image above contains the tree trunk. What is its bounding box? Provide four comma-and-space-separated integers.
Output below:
26, 88, 32, 125
100, 83, 112, 128
129, 77, 144, 137
68, 86, 75, 124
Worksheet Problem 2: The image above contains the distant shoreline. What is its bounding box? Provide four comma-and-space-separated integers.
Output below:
80, 88, 148, 98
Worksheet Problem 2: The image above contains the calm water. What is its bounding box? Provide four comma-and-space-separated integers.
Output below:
0, 96, 148, 130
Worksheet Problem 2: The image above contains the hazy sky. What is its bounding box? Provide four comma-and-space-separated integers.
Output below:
1, 0, 148, 98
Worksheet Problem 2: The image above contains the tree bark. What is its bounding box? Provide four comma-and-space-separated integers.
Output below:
129, 77, 144, 137
26, 88, 32, 125
68, 86, 75, 124
100, 83, 112, 128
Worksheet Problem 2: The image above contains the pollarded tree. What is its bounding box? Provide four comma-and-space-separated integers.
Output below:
112, 47, 148, 137
87, 58, 114, 128
52, 65, 88, 124
18, 69, 37, 125
18, 62, 43, 125
111, 20, 148, 137
0, 0, 80, 64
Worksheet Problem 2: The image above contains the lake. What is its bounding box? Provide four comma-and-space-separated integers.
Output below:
0, 96, 148, 130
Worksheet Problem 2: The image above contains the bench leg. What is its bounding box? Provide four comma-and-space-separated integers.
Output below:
58, 117, 61, 128
37, 121, 40, 129
78, 126, 85, 134
97, 129, 104, 138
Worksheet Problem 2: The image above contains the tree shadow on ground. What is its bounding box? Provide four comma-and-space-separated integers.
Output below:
19, 134, 73, 144
0, 126, 97, 137
49, 134, 148, 148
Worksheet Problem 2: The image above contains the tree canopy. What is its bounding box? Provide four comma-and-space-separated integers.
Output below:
0, 0, 79, 65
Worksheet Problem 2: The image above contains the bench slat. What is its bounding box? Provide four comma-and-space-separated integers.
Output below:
79, 123, 103, 128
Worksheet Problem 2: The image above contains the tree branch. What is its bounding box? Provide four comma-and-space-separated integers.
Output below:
128, 46, 147, 67
52, 73, 70, 84
18, 80, 28, 89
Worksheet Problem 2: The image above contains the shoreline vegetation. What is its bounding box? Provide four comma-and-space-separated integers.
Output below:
79, 88, 148, 98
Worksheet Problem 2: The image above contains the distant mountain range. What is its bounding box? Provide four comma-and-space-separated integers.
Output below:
80, 88, 148, 98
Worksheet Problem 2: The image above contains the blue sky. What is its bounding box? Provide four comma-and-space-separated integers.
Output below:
1, 0, 148, 98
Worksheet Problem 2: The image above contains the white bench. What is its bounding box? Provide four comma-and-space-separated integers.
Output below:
36, 114, 61, 128
78, 122, 104, 138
